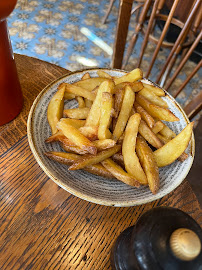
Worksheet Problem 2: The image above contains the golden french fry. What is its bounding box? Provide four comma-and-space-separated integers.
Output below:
63, 108, 90, 119
112, 152, 124, 168
139, 87, 168, 108
68, 145, 121, 170
142, 82, 165, 96
134, 101, 155, 128
159, 122, 176, 139
113, 85, 135, 141
98, 92, 113, 140
97, 70, 112, 79
101, 158, 140, 187
57, 118, 85, 129
156, 133, 170, 144
61, 142, 89, 155
114, 68, 143, 85
114, 81, 143, 93
85, 80, 115, 127
47, 85, 65, 134
64, 92, 76, 100
93, 139, 116, 150
76, 96, 85, 108
81, 72, 91, 80
122, 113, 147, 185
45, 151, 114, 178
79, 126, 98, 141
45, 131, 66, 143
156, 134, 189, 162
85, 98, 93, 108
139, 120, 164, 149
74, 77, 111, 91
136, 137, 159, 194
136, 94, 179, 122
114, 88, 125, 118
64, 83, 95, 101
57, 118, 97, 155
154, 122, 194, 167
152, 120, 164, 134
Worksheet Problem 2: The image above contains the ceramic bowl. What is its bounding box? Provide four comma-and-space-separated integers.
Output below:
27, 68, 195, 207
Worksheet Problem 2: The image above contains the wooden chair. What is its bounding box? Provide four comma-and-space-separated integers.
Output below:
112, 0, 202, 120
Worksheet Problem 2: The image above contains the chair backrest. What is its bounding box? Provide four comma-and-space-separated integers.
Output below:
113, 0, 202, 120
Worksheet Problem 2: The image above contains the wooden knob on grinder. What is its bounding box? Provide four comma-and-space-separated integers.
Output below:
170, 228, 201, 261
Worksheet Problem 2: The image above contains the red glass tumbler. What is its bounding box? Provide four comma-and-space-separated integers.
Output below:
0, 1, 23, 126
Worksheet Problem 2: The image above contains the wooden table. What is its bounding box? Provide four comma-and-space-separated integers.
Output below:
0, 54, 201, 270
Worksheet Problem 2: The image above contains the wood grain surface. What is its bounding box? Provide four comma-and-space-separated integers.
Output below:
0, 54, 201, 270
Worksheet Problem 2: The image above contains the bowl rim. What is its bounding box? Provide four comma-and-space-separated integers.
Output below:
27, 68, 195, 207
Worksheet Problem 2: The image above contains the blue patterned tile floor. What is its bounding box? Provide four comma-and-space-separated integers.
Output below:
7, 0, 201, 113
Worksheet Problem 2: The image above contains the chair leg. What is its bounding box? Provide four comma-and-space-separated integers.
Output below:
103, 0, 116, 24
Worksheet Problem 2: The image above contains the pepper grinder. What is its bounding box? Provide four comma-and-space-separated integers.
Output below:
111, 207, 202, 270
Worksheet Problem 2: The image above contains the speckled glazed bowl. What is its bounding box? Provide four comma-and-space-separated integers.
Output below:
27, 68, 195, 207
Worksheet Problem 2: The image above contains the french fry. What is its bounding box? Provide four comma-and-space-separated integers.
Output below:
64, 83, 96, 101
97, 70, 112, 79
134, 101, 155, 128
64, 92, 76, 100
47, 84, 65, 134
63, 108, 90, 119
68, 145, 121, 170
76, 96, 85, 108
114, 81, 143, 93
81, 72, 91, 80
122, 113, 148, 185
114, 88, 125, 118
156, 134, 189, 161
46, 119, 85, 142
85, 98, 93, 108
113, 85, 135, 141
159, 122, 176, 139
152, 120, 164, 134
98, 92, 113, 140
60, 118, 85, 129
45, 151, 114, 178
136, 94, 179, 122
79, 126, 98, 141
142, 81, 165, 96
74, 77, 111, 91
101, 158, 140, 187
156, 133, 170, 144
139, 87, 168, 108
45, 131, 66, 143
57, 118, 97, 155
93, 139, 116, 150
61, 143, 89, 155
139, 120, 164, 149
112, 152, 124, 168
85, 80, 115, 127
114, 68, 143, 85
136, 137, 159, 194
154, 122, 194, 167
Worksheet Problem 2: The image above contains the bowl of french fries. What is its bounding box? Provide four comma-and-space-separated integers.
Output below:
27, 68, 195, 206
